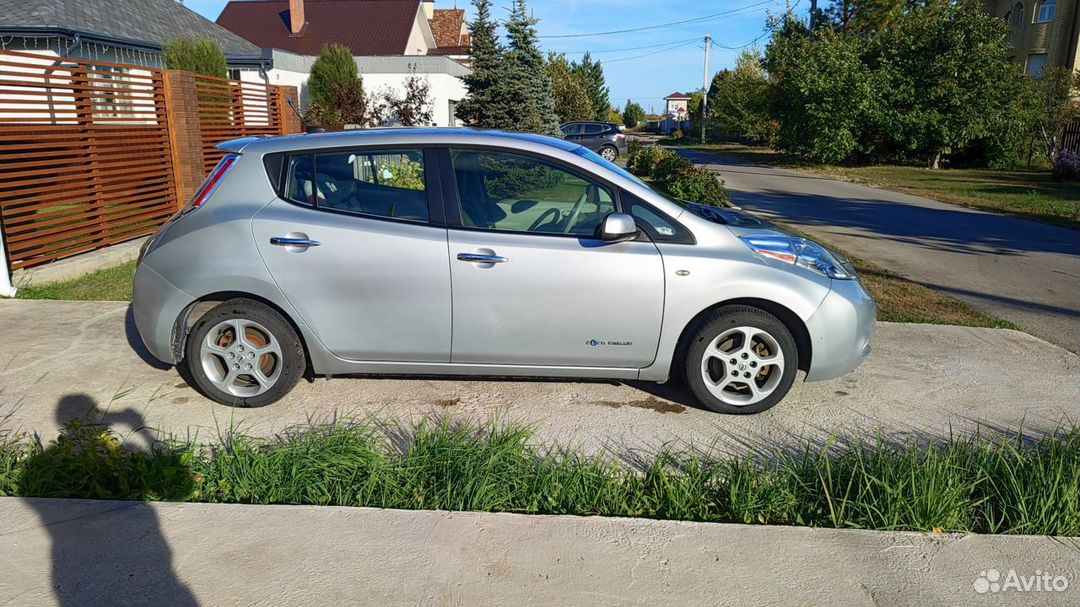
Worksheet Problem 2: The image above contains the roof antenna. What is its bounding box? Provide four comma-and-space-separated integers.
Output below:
286, 96, 324, 133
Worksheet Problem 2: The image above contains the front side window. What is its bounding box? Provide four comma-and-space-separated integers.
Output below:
561, 123, 582, 136
286, 149, 428, 222
450, 149, 615, 237
1035, 0, 1055, 22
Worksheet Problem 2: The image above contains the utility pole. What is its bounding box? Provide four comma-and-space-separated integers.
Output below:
701, 33, 710, 144
809, 0, 818, 31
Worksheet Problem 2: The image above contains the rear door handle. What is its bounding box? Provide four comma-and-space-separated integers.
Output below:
457, 252, 508, 264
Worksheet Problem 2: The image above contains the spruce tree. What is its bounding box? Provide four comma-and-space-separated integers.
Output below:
572, 52, 611, 122
455, 0, 503, 127
498, 0, 561, 136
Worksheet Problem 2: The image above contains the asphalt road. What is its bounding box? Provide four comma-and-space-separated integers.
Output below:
678, 149, 1080, 353
1, 301, 1076, 455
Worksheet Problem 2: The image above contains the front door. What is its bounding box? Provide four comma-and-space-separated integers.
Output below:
444, 148, 664, 368
252, 148, 451, 362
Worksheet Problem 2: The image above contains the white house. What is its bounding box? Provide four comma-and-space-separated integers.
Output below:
216, 0, 472, 127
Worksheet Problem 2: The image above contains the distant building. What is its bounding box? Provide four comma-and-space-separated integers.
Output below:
662, 92, 691, 135
0, 0, 264, 70
983, 0, 1079, 75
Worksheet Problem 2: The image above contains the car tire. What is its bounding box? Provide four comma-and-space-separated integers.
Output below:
682, 305, 798, 414
600, 145, 618, 161
183, 298, 305, 407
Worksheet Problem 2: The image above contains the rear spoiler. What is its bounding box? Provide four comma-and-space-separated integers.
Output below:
216, 136, 269, 154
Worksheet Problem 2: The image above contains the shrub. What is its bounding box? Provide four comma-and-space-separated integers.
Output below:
162, 37, 227, 78
308, 44, 360, 109
1053, 150, 1080, 181
671, 128, 684, 140
662, 166, 728, 207
625, 144, 670, 177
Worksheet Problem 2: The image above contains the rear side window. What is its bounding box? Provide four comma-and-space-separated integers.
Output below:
284, 149, 429, 222
583, 124, 604, 135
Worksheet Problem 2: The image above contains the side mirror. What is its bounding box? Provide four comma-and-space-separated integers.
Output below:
601, 212, 638, 243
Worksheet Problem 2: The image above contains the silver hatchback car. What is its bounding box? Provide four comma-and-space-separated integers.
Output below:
134, 129, 874, 414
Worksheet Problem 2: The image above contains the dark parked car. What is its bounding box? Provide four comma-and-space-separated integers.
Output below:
560, 121, 627, 161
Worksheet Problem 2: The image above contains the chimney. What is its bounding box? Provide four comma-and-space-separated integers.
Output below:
289, 0, 306, 36
422, 0, 435, 20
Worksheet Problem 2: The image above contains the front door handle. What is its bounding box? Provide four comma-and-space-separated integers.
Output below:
457, 252, 508, 264
271, 236, 321, 247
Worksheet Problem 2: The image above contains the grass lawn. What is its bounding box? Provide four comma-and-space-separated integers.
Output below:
15, 260, 136, 302
690, 143, 1080, 230
2, 417, 1076, 535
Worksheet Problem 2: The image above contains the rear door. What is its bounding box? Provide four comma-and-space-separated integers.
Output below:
252, 147, 452, 362
581, 123, 605, 150
443, 147, 665, 368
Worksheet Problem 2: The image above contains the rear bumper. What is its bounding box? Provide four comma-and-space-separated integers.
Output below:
132, 262, 194, 365
804, 278, 876, 381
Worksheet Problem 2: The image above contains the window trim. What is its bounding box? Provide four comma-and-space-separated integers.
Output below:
275, 145, 445, 227
440, 144, 625, 241
1034, 0, 1054, 22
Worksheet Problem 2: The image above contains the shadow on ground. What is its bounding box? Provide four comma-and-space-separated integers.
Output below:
20, 394, 197, 606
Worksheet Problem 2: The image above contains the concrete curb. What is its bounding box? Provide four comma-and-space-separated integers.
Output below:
10, 237, 145, 288
1, 498, 1077, 607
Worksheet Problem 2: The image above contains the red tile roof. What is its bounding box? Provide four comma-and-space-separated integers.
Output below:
216, 0, 422, 56
664, 92, 690, 99
430, 8, 465, 47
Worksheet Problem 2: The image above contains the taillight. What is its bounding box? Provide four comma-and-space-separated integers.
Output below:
185, 154, 238, 213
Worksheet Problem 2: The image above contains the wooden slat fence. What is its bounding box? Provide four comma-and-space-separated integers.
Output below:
0, 50, 299, 272
195, 74, 287, 173
0, 49, 176, 270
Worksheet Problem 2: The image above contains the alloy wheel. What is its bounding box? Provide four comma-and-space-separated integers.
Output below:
699, 326, 785, 406
199, 318, 283, 397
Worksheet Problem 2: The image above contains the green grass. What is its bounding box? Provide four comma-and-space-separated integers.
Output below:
1, 417, 1076, 535
690, 144, 1080, 229
14, 260, 135, 302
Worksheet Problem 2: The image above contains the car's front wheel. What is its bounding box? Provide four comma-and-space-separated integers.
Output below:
183, 298, 305, 407
683, 306, 798, 414
600, 145, 618, 161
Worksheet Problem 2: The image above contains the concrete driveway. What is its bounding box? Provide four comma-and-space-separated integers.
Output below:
678, 149, 1080, 353
0, 300, 1075, 453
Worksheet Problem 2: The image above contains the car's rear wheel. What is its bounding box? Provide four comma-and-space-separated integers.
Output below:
183, 298, 305, 407
600, 145, 618, 161
683, 306, 798, 414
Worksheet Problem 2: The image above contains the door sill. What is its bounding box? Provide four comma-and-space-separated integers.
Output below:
320, 358, 641, 380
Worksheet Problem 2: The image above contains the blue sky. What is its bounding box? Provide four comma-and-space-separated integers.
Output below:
186, 0, 807, 114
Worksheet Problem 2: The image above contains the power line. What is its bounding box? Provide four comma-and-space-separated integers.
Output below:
710, 0, 803, 51
538, 0, 782, 39
603, 39, 700, 64
549, 36, 701, 55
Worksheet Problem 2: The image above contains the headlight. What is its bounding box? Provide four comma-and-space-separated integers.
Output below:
740, 236, 855, 280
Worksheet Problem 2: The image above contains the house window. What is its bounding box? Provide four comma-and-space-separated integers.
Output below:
1026, 53, 1049, 77
1034, 0, 1055, 22
1011, 2, 1024, 25
227, 68, 242, 81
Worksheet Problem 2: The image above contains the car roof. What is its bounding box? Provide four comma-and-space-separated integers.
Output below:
218, 127, 582, 155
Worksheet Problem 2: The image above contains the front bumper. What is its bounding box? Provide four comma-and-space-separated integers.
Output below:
804, 278, 876, 381
132, 262, 195, 364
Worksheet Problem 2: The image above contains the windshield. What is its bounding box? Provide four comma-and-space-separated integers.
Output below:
571, 146, 647, 187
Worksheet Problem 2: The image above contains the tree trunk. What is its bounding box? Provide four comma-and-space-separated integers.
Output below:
930, 151, 942, 169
